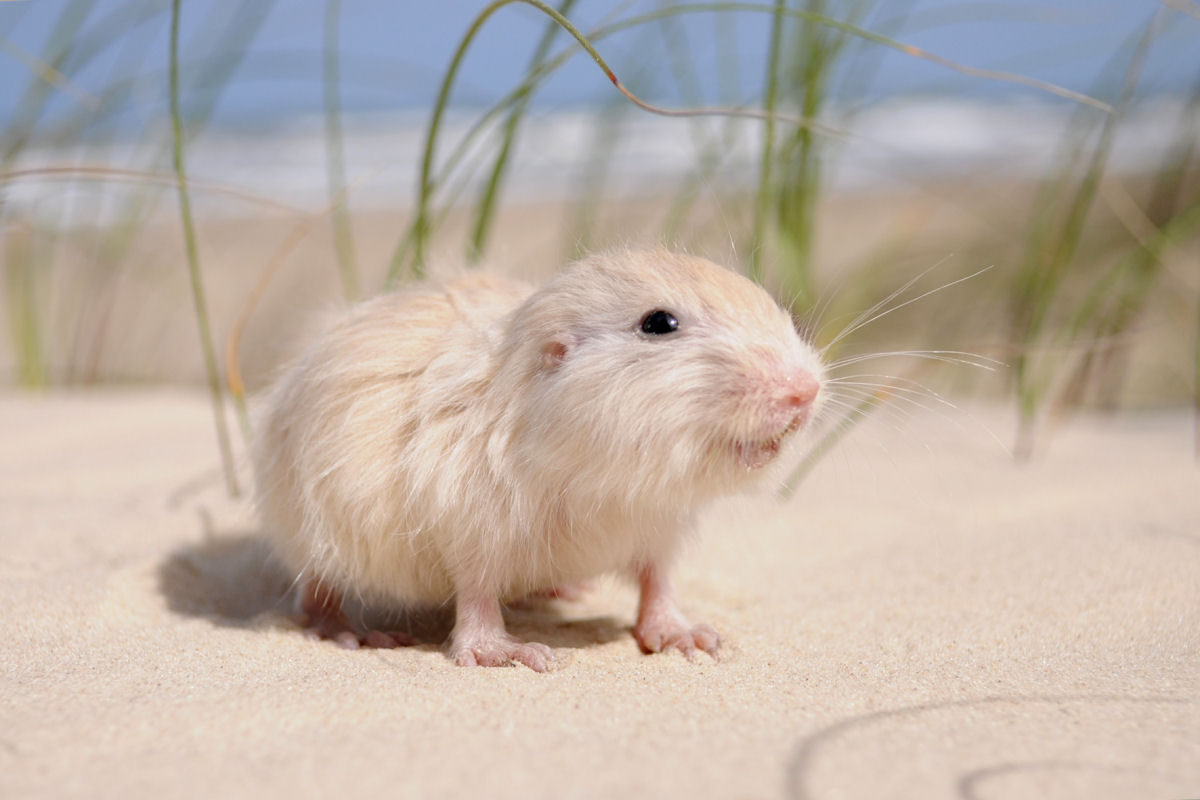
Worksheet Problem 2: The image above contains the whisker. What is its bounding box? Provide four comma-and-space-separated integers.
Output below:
784, 394, 905, 497
826, 373, 951, 394
818, 256, 953, 353
799, 261, 858, 345
827, 379, 939, 418
826, 349, 1004, 371
832, 381, 953, 410
819, 394, 884, 417
822, 263, 993, 354
830, 378, 1011, 456
825, 383, 945, 417
823, 395, 920, 427
828, 370, 964, 404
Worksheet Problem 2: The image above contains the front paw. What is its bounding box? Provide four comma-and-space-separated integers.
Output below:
634, 618, 720, 660
450, 634, 554, 672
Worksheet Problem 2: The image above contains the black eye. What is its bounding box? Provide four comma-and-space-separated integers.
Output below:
640, 309, 679, 335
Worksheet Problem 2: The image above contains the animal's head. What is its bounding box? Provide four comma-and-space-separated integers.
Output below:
501, 248, 824, 511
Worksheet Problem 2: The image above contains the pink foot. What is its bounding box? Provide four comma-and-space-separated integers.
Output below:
299, 579, 416, 650
450, 633, 553, 672
450, 585, 555, 671
633, 616, 720, 660
301, 622, 415, 650
633, 562, 720, 661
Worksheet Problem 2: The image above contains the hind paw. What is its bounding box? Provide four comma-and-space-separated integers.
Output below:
451, 635, 554, 672
298, 578, 415, 650
634, 618, 720, 660
301, 620, 416, 650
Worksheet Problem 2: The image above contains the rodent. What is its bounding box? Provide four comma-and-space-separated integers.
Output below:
252, 248, 824, 670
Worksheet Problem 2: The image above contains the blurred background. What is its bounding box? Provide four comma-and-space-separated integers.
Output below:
2, 0, 1198, 463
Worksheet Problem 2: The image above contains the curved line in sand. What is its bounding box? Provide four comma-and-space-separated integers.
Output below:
785, 694, 1196, 800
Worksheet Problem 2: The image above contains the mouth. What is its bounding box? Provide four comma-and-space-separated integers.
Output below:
735, 411, 806, 470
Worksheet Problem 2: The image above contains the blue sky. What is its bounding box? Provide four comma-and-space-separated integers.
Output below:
1, 0, 1197, 133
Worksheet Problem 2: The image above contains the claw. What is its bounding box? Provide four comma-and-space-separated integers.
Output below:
634, 619, 721, 660
299, 579, 418, 650
450, 587, 555, 671
451, 638, 553, 672
633, 565, 721, 661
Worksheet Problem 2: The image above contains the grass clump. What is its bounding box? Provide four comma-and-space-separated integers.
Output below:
168, 0, 238, 496
3, 0, 1199, 495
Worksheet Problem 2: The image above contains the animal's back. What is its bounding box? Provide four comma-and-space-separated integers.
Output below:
252, 273, 533, 606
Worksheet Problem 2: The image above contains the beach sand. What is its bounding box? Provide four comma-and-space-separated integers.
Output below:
1, 390, 1196, 799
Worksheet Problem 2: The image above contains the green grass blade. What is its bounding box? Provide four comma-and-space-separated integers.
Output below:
386, 0, 1113, 287
629, 2, 1113, 111
1, 0, 91, 164
1, 0, 91, 387
1010, 16, 1160, 457
654, 3, 731, 239
468, 0, 578, 265
391, 0, 623, 281
169, 0, 239, 498
750, 0, 785, 284
3, 226, 45, 387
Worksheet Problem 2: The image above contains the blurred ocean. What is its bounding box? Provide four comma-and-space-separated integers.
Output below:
3, 1, 1198, 223
6, 96, 1195, 225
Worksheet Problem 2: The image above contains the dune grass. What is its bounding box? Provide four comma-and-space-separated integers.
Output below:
2, 0, 1198, 495
168, 0, 238, 496
1008, 15, 1162, 459
468, 0, 579, 264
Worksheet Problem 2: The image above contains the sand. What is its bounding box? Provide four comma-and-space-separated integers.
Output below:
1, 389, 1196, 799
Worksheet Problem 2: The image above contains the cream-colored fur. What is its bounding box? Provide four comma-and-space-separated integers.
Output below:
253, 248, 823, 616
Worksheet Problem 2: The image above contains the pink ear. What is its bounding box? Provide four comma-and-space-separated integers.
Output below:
540, 339, 568, 370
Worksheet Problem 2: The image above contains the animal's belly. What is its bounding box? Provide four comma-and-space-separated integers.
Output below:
526, 519, 651, 591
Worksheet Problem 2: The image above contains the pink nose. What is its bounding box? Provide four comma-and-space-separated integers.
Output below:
784, 369, 820, 408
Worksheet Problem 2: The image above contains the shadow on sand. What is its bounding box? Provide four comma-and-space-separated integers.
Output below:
156, 527, 628, 656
